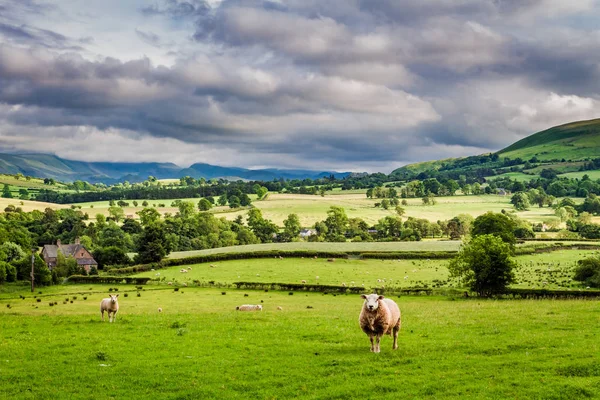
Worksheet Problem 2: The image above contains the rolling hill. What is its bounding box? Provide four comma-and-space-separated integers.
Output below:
0, 153, 350, 183
497, 118, 600, 161
391, 118, 600, 177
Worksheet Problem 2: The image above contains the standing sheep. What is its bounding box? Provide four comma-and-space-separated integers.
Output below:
358, 294, 401, 353
100, 294, 119, 323
236, 304, 263, 311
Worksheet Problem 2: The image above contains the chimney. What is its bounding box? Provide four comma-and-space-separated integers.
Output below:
56, 239, 61, 246
74, 237, 80, 245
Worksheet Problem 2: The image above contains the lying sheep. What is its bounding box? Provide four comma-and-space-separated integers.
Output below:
277, 306, 283, 311
301, 280, 307, 284
236, 304, 263, 311
358, 294, 401, 353
100, 294, 119, 323
158, 307, 163, 313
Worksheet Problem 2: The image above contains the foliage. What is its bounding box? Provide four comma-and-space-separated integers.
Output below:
449, 234, 516, 297
134, 222, 172, 264
93, 246, 132, 269
573, 256, 600, 288
471, 212, 516, 246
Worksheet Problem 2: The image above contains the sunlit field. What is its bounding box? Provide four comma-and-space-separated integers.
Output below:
2, 284, 600, 399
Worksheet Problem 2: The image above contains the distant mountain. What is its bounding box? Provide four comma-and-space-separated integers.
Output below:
497, 118, 600, 161
0, 153, 350, 183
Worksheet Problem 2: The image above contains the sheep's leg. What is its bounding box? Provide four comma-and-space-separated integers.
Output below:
101, 310, 104, 322
109, 311, 113, 323
375, 335, 381, 353
113, 311, 117, 322
392, 325, 399, 350
369, 335, 375, 352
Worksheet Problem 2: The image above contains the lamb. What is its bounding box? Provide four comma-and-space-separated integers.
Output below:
235, 304, 263, 311
358, 294, 401, 353
100, 294, 119, 323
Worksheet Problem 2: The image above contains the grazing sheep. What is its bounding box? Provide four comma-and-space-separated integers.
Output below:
210, 264, 216, 268
277, 306, 283, 311
236, 304, 263, 311
301, 280, 307, 284
100, 294, 119, 323
168, 282, 173, 286
182, 282, 188, 287
342, 282, 347, 287
158, 307, 163, 313
358, 294, 401, 353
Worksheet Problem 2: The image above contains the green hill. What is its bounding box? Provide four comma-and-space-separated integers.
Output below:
498, 118, 600, 161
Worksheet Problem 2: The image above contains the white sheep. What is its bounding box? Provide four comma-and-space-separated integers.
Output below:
236, 304, 263, 311
100, 294, 119, 323
158, 307, 163, 313
277, 306, 283, 311
301, 280, 307, 284
358, 294, 401, 353
168, 282, 173, 286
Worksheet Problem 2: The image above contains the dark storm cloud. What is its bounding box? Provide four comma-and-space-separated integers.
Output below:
0, 0, 599, 171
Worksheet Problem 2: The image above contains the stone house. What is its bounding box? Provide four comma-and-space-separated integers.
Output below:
41, 238, 98, 273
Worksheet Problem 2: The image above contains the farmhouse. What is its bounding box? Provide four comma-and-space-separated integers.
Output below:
41, 238, 98, 273
299, 229, 316, 238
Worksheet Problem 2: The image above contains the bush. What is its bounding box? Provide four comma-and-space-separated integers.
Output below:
0, 261, 7, 283
66, 275, 151, 285
4, 263, 17, 282
574, 256, 600, 288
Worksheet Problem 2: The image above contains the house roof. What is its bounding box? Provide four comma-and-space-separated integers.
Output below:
42, 244, 96, 265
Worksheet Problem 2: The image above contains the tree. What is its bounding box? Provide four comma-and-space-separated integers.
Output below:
510, 192, 530, 211
324, 206, 348, 237
107, 206, 125, 222
93, 246, 132, 269
228, 195, 241, 208
573, 256, 600, 287
395, 206, 406, 217
135, 222, 171, 264
255, 186, 268, 199
247, 209, 278, 242
0, 242, 26, 263
448, 235, 516, 297
137, 207, 161, 226
281, 213, 301, 242
198, 198, 212, 211
218, 194, 228, 206
472, 212, 516, 246
16, 253, 52, 286
177, 201, 196, 218
2, 184, 12, 198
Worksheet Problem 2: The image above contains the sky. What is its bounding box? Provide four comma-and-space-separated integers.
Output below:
0, 0, 599, 173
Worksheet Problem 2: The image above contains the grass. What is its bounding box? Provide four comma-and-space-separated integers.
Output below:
167, 240, 461, 259
559, 170, 600, 180
2, 284, 600, 399
0, 198, 68, 212
156, 248, 600, 291
489, 172, 539, 182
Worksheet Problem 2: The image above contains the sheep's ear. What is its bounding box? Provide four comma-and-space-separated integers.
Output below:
115, 294, 119, 298
360, 294, 367, 299
378, 295, 385, 300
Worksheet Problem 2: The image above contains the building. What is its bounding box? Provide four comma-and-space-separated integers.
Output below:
41, 238, 98, 273
299, 229, 316, 238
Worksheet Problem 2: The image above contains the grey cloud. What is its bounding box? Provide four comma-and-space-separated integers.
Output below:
141, 0, 211, 18
135, 29, 162, 47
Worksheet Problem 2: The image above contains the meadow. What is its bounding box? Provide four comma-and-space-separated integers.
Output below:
151, 249, 600, 291
2, 283, 600, 399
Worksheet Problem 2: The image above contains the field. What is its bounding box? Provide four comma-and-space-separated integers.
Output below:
559, 170, 600, 180
2, 282, 600, 399
490, 172, 539, 182
153, 249, 600, 290
167, 240, 462, 259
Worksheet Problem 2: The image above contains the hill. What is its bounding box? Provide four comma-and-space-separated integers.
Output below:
498, 118, 600, 161
391, 118, 600, 178
0, 153, 350, 183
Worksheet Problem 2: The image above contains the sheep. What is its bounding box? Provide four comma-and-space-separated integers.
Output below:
158, 307, 163, 313
167, 282, 173, 286
301, 280, 307, 284
277, 306, 283, 311
100, 294, 119, 323
358, 294, 401, 353
235, 304, 263, 311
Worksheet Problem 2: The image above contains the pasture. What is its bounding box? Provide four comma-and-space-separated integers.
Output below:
2, 284, 600, 399
149, 249, 600, 291
219, 193, 560, 227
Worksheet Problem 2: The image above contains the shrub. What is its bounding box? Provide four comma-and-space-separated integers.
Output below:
574, 256, 600, 288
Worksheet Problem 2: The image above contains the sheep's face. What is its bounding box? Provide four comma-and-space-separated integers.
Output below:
361, 294, 384, 311
109, 294, 118, 304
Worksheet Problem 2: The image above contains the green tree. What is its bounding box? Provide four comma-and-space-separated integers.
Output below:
255, 186, 268, 199
16, 253, 52, 286
472, 212, 516, 247
2, 184, 12, 198
93, 246, 132, 269
218, 194, 228, 206
395, 206, 405, 217
134, 222, 171, 264
228, 195, 241, 208
0, 242, 26, 263
177, 201, 196, 218
324, 206, 348, 238
510, 192, 530, 211
137, 208, 161, 226
198, 198, 212, 211
107, 206, 125, 222
282, 213, 301, 242
247, 209, 278, 243
573, 256, 600, 287
449, 235, 516, 297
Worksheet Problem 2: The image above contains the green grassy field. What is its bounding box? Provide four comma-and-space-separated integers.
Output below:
166, 240, 461, 259
2, 283, 600, 399
559, 170, 600, 180
489, 172, 539, 182
154, 249, 600, 291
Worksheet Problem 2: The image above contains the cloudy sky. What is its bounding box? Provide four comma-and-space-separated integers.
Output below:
0, 0, 599, 173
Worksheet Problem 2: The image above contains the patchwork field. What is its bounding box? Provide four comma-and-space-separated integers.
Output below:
2, 284, 600, 399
